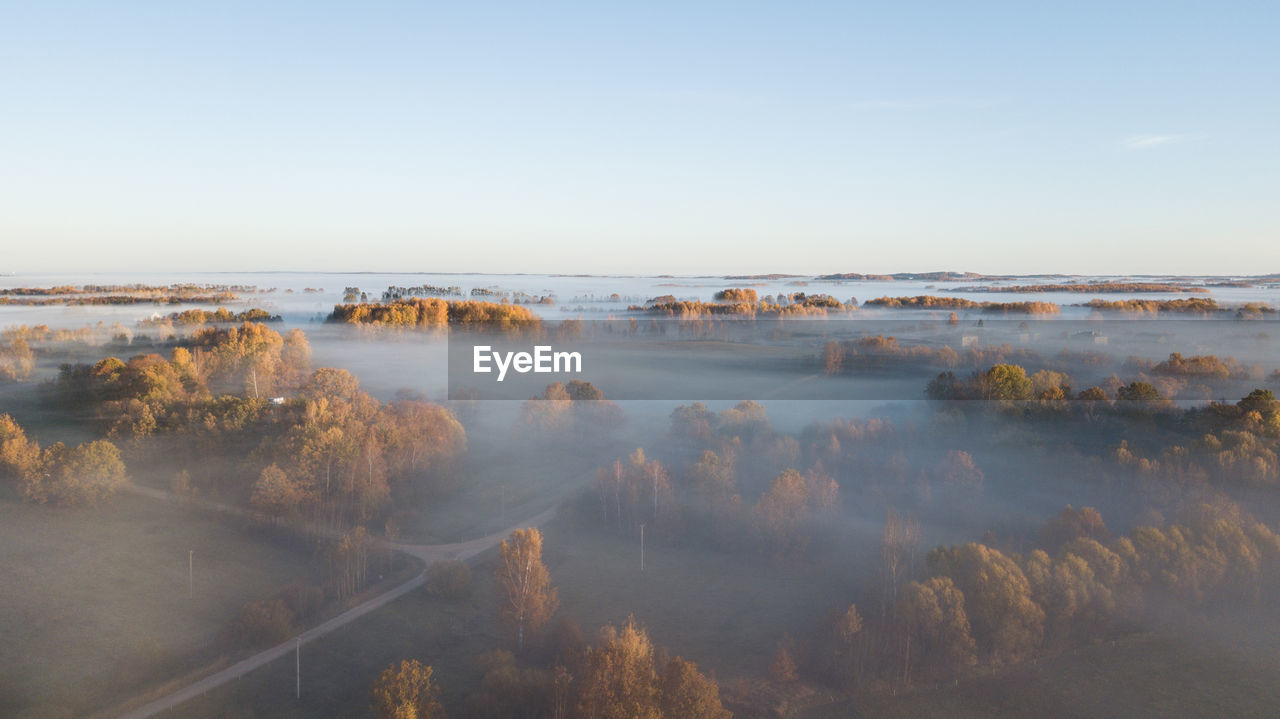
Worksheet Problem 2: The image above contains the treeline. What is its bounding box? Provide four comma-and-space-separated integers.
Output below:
822, 336, 1037, 374
0, 283, 252, 297
925, 357, 1264, 404
47, 323, 468, 529
52, 322, 313, 420
373, 621, 731, 719
1083, 298, 1221, 314
517, 381, 623, 440
0, 293, 239, 306
794, 499, 1280, 691
963, 282, 1208, 293
636, 290, 852, 318
382, 284, 465, 300
573, 401, 842, 558
141, 307, 281, 326
328, 298, 540, 330
0, 413, 127, 505
864, 296, 1060, 314
928, 367, 1280, 487
1141, 352, 1253, 380
254, 368, 468, 529
818, 272, 1003, 281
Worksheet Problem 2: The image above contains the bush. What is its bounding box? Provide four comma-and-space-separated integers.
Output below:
233, 597, 296, 646
426, 560, 473, 600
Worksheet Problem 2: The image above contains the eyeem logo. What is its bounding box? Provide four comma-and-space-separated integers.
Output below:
473, 345, 583, 382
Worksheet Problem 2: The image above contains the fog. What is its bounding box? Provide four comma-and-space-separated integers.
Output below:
2, 273, 1279, 717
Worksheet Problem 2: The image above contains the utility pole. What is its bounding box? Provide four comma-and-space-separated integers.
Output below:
296, 637, 301, 698
188, 550, 193, 598
639, 523, 645, 572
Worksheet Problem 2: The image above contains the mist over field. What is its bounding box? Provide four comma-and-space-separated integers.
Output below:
3, 0, 1279, 716
0, 272, 1277, 719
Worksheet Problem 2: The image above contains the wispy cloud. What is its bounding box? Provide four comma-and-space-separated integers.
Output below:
1122, 133, 1192, 150
848, 97, 1000, 111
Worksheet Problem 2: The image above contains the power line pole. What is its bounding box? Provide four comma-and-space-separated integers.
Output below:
296, 637, 301, 699
639, 523, 645, 572
188, 550, 193, 598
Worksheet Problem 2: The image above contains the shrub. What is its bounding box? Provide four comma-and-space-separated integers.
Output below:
426, 560, 473, 600
233, 597, 296, 646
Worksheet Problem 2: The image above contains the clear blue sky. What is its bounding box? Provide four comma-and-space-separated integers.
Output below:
1, 1, 1276, 275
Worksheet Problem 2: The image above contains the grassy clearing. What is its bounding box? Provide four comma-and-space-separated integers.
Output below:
162, 564, 505, 719
403, 431, 634, 544
0, 491, 325, 718
542, 519, 853, 681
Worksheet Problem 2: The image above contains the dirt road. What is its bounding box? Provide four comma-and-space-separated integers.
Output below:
113, 486, 555, 719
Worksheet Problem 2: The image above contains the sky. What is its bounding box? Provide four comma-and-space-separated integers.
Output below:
1, 1, 1277, 276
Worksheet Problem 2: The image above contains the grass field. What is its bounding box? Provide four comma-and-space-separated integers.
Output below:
403, 428, 635, 544
160, 565, 506, 719
0, 491, 326, 718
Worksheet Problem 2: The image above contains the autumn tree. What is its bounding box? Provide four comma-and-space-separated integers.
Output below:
497, 528, 558, 650
371, 659, 445, 719
880, 509, 921, 617
1038, 505, 1110, 552
0, 414, 40, 483
935, 450, 984, 493
927, 543, 1044, 663
686, 450, 736, 509
251, 463, 306, 520
754, 469, 810, 556
327, 527, 372, 600
895, 576, 977, 683
812, 603, 864, 688
978, 364, 1033, 401
576, 617, 662, 719
770, 637, 799, 682
22, 439, 128, 506
661, 656, 732, 719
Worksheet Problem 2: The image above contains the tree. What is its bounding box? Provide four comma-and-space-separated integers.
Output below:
281, 328, 313, 385
880, 509, 921, 617
576, 618, 662, 719
22, 439, 128, 505
1239, 388, 1277, 415
980, 364, 1033, 401
1038, 505, 1110, 552
497, 528, 558, 651
371, 659, 445, 719
251, 463, 306, 520
895, 577, 977, 683
754, 469, 810, 556
928, 543, 1044, 663
935, 450, 984, 493
770, 637, 799, 682
1117, 381, 1162, 402
687, 450, 736, 509
0, 414, 40, 483
804, 465, 839, 515
327, 527, 372, 600
661, 656, 732, 719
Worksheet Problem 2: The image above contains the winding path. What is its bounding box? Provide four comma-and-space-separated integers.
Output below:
114, 485, 556, 719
